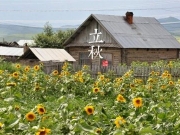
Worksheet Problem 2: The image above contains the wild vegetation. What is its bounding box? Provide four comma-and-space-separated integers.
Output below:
0, 60, 180, 135
33, 23, 75, 48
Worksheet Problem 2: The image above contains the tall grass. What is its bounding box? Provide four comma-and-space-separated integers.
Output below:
0, 57, 16, 72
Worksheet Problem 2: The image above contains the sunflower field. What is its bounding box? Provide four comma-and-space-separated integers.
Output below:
0, 61, 180, 135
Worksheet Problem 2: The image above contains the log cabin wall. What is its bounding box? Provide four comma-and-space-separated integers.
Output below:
124, 48, 178, 65
68, 47, 121, 66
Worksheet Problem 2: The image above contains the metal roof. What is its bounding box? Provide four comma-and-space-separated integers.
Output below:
64, 14, 180, 49
29, 48, 76, 62
66, 43, 120, 48
17, 40, 35, 46
0, 46, 23, 56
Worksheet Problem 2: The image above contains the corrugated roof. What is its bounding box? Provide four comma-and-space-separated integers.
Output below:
66, 43, 120, 48
18, 40, 35, 46
29, 48, 76, 62
0, 46, 23, 56
64, 14, 180, 49
93, 14, 180, 48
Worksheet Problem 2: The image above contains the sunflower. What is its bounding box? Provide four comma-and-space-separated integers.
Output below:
0, 70, 3, 74
84, 105, 94, 115
169, 81, 174, 85
120, 88, 125, 94
93, 82, 99, 87
132, 97, 143, 108
134, 78, 143, 84
15, 64, 21, 69
161, 85, 166, 90
34, 83, 40, 90
114, 116, 126, 128
77, 71, 83, 76
35, 86, 40, 91
0, 122, 3, 129
82, 65, 88, 70
52, 70, 59, 76
36, 127, 51, 135
14, 105, 20, 111
149, 71, 155, 75
21, 75, 28, 81
147, 78, 154, 83
6, 82, 16, 86
79, 77, 84, 83
130, 83, 135, 89
34, 65, 40, 71
99, 75, 104, 81
37, 104, 46, 115
155, 72, 160, 76
93, 87, 100, 94
97, 72, 101, 75
115, 77, 123, 82
95, 128, 102, 134
12, 72, 19, 78
24, 66, 30, 72
116, 94, 126, 102
25, 112, 36, 121
62, 62, 68, 70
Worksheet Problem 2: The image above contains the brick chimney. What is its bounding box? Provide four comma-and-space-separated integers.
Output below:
125, 11, 133, 24
23, 43, 29, 53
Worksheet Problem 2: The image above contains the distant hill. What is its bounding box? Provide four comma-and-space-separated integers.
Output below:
0, 17, 180, 42
0, 24, 76, 42
158, 17, 180, 36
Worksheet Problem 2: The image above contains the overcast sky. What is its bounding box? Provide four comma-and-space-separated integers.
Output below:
0, 0, 180, 28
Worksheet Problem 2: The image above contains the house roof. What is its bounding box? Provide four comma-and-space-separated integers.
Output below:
63, 14, 180, 49
21, 48, 76, 62
17, 40, 35, 46
0, 46, 23, 56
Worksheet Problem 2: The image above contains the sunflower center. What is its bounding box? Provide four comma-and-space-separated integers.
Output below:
39, 131, 46, 135
39, 108, 45, 112
88, 108, 92, 113
28, 114, 34, 119
136, 100, 140, 104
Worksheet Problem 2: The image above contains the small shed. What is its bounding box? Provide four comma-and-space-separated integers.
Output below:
0, 46, 23, 61
63, 12, 180, 66
19, 47, 76, 70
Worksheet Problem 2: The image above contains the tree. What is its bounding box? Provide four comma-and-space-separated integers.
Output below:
43, 22, 54, 36
33, 22, 75, 48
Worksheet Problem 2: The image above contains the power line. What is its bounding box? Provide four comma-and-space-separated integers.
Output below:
0, 7, 180, 12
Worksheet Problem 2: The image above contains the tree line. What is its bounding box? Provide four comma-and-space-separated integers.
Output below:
33, 22, 75, 48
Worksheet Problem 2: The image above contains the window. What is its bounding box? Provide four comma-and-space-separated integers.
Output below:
101, 53, 112, 66
79, 52, 91, 65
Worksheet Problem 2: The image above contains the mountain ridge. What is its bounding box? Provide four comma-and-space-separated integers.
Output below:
0, 17, 180, 42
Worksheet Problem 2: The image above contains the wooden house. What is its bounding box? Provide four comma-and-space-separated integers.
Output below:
63, 12, 180, 66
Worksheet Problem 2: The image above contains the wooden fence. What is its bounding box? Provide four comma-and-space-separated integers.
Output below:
42, 62, 180, 80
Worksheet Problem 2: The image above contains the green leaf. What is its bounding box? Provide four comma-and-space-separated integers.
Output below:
139, 127, 156, 135
101, 107, 108, 116
77, 122, 95, 134
157, 113, 166, 120
113, 129, 122, 135
8, 118, 20, 128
